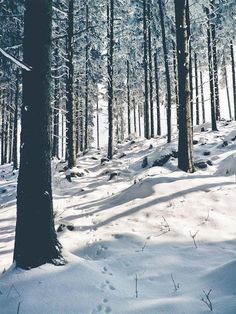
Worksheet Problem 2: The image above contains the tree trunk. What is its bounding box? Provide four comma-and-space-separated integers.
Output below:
194, 53, 199, 125
148, 1, 154, 138
143, 0, 149, 139
133, 98, 137, 134
186, 0, 193, 125
1, 89, 6, 165
96, 86, 100, 150
175, 0, 194, 173
52, 40, 59, 159
210, 0, 220, 121
14, 0, 64, 269
223, 55, 231, 120
158, 0, 171, 143
172, 40, 179, 128
84, 3, 89, 151
13, 69, 19, 170
206, 6, 217, 131
154, 52, 161, 135
127, 59, 131, 135
230, 40, 236, 120
200, 71, 206, 124
66, 0, 76, 169
107, 0, 114, 159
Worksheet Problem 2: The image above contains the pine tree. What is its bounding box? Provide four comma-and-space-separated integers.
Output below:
14, 0, 64, 269
175, 0, 194, 173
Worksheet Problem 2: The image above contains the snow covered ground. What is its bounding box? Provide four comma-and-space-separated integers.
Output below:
1, 121, 236, 314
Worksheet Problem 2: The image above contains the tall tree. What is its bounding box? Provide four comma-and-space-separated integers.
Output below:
175, 0, 194, 173
107, 0, 114, 159
143, 0, 149, 139
14, 0, 64, 269
230, 40, 236, 120
206, 6, 218, 131
66, 0, 77, 169
158, 0, 171, 143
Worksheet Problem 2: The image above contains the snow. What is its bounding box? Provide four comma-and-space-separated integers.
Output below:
1, 121, 236, 313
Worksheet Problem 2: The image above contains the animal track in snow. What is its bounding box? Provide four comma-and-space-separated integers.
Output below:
91, 299, 112, 314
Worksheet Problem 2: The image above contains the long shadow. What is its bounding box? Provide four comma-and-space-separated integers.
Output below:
75, 181, 234, 231
67, 173, 232, 213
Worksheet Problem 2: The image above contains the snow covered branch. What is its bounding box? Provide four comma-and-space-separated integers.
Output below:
0, 48, 32, 71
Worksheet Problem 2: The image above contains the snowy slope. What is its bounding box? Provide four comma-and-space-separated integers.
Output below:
1, 121, 236, 314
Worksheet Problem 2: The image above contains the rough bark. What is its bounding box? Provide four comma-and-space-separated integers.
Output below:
14, 0, 64, 269
175, 0, 194, 173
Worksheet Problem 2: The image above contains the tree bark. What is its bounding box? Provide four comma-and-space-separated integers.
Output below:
143, 0, 149, 139
13, 70, 19, 170
200, 70, 206, 124
107, 0, 114, 159
210, 0, 220, 121
175, 0, 194, 173
66, 0, 76, 169
154, 52, 161, 136
148, 1, 154, 138
158, 0, 171, 143
206, 6, 217, 131
194, 53, 199, 125
127, 60, 131, 135
14, 0, 64, 269
172, 40, 179, 128
230, 40, 236, 120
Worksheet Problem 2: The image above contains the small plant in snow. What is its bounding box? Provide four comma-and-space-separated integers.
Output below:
171, 274, 180, 292
201, 289, 213, 311
189, 230, 199, 248
135, 274, 138, 298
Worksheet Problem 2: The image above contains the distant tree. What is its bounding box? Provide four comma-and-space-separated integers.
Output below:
14, 0, 64, 269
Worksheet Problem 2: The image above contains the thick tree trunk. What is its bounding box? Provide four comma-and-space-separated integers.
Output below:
154, 52, 161, 136
14, 0, 64, 269
186, 0, 193, 124
107, 0, 114, 159
143, 0, 149, 139
230, 40, 236, 120
66, 0, 76, 169
175, 0, 194, 173
158, 0, 171, 143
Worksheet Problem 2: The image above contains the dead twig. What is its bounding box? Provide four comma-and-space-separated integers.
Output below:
201, 289, 213, 311
189, 230, 199, 248
171, 274, 180, 292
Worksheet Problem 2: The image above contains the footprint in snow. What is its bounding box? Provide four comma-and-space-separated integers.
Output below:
100, 280, 116, 292
101, 266, 113, 276
91, 299, 112, 314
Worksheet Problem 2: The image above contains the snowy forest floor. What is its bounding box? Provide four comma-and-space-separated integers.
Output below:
1, 121, 236, 314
